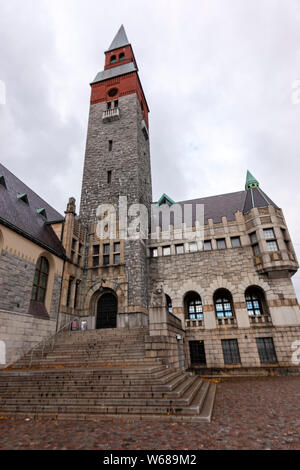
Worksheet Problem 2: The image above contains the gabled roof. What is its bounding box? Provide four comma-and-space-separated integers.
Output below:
156, 193, 176, 206
107, 25, 130, 52
0, 163, 65, 258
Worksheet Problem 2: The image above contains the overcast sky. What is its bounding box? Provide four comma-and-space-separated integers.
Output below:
1, 0, 300, 296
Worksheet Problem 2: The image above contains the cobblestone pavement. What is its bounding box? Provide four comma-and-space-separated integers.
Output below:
0, 376, 299, 450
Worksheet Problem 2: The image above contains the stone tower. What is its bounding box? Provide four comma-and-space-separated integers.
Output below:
79, 25, 153, 327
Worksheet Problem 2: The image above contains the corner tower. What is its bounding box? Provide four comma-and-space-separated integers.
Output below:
79, 26, 152, 327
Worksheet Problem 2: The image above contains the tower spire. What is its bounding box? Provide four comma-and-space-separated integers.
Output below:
107, 25, 130, 51
245, 170, 259, 191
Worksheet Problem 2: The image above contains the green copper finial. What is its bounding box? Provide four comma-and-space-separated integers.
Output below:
245, 170, 259, 191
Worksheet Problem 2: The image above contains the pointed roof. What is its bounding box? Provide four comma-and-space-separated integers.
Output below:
242, 170, 278, 213
156, 193, 176, 207
107, 25, 130, 52
245, 170, 259, 190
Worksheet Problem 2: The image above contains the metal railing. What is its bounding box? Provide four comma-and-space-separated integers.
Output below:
29, 316, 80, 368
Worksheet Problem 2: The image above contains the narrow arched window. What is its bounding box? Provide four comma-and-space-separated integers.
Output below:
110, 55, 116, 64
166, 294, 172, 313
31, 257, 49, 303
214, 289, 234, 318
245, 286, 266, 316
119, 52, 125, 61
184, 292, 203, 319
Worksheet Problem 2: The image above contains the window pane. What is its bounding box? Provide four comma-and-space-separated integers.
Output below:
252, 243, 260, 255
151, 248, 158, 257
256, 337, 277, 363
176, 244, 184, 254
114, 242, 120, 253
267, 240, 278, 251
217, 239, 226, 249
114, 254, 120, 265
250, 232, 257, 244
203, 240, 212, 251
103, 255, 109, 265
264, 228, 275, 239
103, 244, 110, 254
222, 339, 241, 364
37, 288, 45, 303
92, 245, 99, 255
231, 236, 241, 247
163, 246, 170, 256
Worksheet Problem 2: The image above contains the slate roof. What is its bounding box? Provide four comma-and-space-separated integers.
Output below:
107, 25, 130, 52
91, 62, 137, 85
152, 188, 279, 228
0, 163, 65, 258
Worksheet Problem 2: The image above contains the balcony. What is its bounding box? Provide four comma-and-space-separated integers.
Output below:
185, 318, 204, 329
217, 317, 236, 326
102, 108, 120, 123
249, 314, 272, 326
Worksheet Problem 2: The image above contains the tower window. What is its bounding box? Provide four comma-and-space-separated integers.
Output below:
108, 140, 113, 151
108, 87, 118, 98
110, 55, 116, 64
107, 170, 112, 184
119, 52, 125, 61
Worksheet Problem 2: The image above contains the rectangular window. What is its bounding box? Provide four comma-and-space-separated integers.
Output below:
103, 243, 110, 265
175, 244, 184, 254
113, 242, 121, 265
267, 240, 279, 252
108, 140, 113, 151
252, 243, 260, 256
263, 228, 275, 239
114, 100, 118, 108
92, 245, 99, 255
256, 337, 277, 363
163, 246, 171, 256
107, 170, 112, 184
189, 242, 198, 252
221, 339, 241, 364
92, 256, 99, 267
150, 247, 158, 257
203, 240, 212, 251
66, 277, 74, 307
250, 232, 257, 244
231, 236, 241, 248
217, 238, 226, 249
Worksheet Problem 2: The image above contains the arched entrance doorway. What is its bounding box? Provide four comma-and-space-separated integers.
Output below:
96, 293, 117, 329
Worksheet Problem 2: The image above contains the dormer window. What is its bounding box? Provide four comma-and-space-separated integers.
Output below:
0, 175, 7, 188
37, 208, 47, 220
110, 55, 116, 64
17, 193, 29, 204
119, 52, 125, 61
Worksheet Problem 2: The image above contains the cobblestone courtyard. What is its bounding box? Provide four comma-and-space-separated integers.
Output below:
0, 376, 299, 450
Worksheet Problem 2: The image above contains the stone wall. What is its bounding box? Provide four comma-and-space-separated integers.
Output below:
0, 309, 56, 368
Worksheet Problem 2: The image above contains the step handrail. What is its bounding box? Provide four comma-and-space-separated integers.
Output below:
29, 316, 80, 368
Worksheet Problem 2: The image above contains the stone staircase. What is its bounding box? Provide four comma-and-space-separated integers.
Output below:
0, 328, 216, 422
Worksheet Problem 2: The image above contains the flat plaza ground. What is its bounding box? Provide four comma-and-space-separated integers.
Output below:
0, 376, 299, 450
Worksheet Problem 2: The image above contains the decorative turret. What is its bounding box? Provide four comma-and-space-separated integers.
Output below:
243, 170, 278, 214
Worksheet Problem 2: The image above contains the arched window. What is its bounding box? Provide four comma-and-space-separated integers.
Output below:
31, 256, 49, 303
245, 286, 267, 316
119, 52, 125, 61
214, 289, 234, 318
110, 55, 116, 64
165, 294, 172, 313
184, 291, 203, 319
